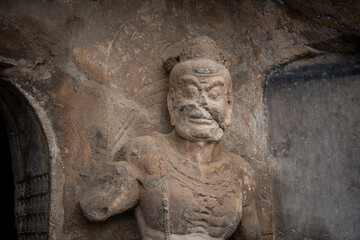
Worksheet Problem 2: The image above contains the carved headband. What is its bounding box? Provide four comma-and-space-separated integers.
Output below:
164, 36, 231, 73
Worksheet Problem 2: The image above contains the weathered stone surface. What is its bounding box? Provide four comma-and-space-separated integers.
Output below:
0, 0, 358, 239
265, 55, 360, 240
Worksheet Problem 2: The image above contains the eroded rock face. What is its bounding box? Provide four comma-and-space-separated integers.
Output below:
79, 38, 261, 240
265, 55, 360, 240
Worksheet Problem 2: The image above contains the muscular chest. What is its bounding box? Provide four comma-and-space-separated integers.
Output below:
139, 165, 243, 237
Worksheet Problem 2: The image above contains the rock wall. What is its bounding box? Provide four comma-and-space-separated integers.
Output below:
0, 0, 359, 239
265, 56, 360, 240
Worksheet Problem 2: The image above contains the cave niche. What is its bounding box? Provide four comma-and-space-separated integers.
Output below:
0, 79, 50, 240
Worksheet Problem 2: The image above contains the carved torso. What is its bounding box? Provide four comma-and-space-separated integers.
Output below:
122, 133, 252, 239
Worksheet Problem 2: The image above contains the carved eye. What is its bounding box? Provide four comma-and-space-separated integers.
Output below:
185, 86, 199, 99
208, 90, 220, 100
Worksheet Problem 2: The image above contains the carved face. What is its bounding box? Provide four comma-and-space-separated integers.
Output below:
168, 58, 233, 142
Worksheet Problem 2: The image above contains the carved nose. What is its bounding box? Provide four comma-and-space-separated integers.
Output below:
198, 94, 207, 106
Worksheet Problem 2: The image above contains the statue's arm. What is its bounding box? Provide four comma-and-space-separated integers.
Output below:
238, 194, 261, 240
233, 161, 261, 240
78, 143, 141, 222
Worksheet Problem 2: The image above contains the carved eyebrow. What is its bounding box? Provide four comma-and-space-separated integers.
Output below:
202, 78, 225, 89
179, 75, 201, 89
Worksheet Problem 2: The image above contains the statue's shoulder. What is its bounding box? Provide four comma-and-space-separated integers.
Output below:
113, 132, 165, 175
220, 149, 254, 174
116, 131, 163, 153
232, 153, 255, 177
222, 149, 257, 192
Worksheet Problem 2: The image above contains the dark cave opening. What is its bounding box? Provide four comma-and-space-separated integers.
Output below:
0, 79, 51, 240
0, 112, 18, 239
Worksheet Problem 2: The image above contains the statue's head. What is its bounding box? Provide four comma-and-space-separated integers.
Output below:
165, 37, 233, 142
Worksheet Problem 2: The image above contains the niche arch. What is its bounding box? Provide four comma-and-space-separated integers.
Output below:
0, 79, 64, 240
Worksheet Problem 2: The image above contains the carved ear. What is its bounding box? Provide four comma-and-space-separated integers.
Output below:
221, 54, 231, 70
223, 94, 233, 127
167, 88, 176, 126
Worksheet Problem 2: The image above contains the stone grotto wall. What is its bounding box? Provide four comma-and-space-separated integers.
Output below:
265, 55, 360, 240
0, 0, 359, 239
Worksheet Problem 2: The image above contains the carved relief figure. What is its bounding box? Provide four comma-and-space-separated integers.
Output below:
79, 37, 261, 240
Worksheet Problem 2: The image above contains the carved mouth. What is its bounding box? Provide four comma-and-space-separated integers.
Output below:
188, 118, 214, 124
189, 110, 214, 124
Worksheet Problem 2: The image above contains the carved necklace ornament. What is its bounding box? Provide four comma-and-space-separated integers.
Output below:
161, 182, 171, 240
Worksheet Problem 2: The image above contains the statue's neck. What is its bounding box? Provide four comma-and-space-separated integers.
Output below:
168, 130, 218, 164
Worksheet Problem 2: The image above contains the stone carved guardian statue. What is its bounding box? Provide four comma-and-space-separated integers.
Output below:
79, 37, 261, 240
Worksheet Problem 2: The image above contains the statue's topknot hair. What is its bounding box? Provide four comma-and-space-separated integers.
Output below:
164, 36, 231, 73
